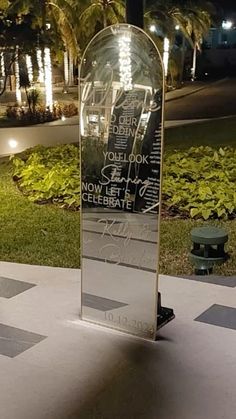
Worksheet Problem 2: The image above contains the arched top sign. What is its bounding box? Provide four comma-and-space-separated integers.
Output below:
80, 24, 164, 99
80, 24, 166, 340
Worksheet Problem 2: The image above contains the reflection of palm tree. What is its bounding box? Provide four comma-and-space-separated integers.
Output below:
145, 0, 192, 83
145, 0, 189, 46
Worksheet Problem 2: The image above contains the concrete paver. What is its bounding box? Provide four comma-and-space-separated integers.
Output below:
0, 261, 235, 419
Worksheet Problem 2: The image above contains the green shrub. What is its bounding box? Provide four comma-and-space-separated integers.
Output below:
81, 136, 106, 183
12, 143, 236, 220
162, 146, 236, 220
6, 101, 78, 126
11, 138, 105, 210
12, 144, 80, 210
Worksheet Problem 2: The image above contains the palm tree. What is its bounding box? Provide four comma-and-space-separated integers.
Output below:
8, 1, 77, 68
145, 0, 213, 83
185, 5, 213, 80
79, 0, 125, 39
0, 0, 9, 11
145, 0, 190, 83
47, 0, 80, 87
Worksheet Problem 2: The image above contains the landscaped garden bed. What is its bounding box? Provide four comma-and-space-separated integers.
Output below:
12, 144, 80, 210
0, 156, 80, 268
0, 117, 235, 274
4, 101, 78, 127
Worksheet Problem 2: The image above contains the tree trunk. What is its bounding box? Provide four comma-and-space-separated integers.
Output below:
179, 36, 186, 83
44, 47, 53, 110
26, 54, 33, 85
68, 50, 74, 86
42, 0, 47, 32
0, 52, 5, 77
163, 37, 170, 79
64, 50, 69, 87
15, 46, 21, 105
103, 10, 107, 28
191, 44, 197, 81
36, 48, 44, 83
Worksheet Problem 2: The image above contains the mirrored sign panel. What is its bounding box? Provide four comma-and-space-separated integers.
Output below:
80, 24, 164, 340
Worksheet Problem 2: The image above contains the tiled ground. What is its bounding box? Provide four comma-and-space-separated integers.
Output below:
195, 304, 236, 330
82, 293, 128, 311
0, 261, 235, 419
0, 323, 46, 358
0, 276, 36, 298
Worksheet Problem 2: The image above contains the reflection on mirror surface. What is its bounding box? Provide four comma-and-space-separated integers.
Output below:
80, 24, 164, 340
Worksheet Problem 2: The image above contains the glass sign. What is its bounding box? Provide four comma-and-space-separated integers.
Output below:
80, 24, 164, 340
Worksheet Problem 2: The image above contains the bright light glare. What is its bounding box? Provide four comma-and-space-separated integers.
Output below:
1, 52, 5, 77
222, 20, 233, 30
44, 47, 53, 110
15, 48, 21, 105
36, 49, 44, 83
61, 115, 66, 121
64, 51, 69, 85
26, 55, 33, 84
149, 25, 156, 33
175, 25, 180, 30
163, 37, 170, 77
9, 139, 18, 149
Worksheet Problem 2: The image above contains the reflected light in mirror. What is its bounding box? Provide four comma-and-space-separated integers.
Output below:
119, 34, 132, 90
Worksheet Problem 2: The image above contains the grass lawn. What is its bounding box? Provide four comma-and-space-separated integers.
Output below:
0, 158, 80, 268
165, 116, 236, 151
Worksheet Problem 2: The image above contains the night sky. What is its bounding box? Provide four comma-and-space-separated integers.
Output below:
213, 0, 236, 13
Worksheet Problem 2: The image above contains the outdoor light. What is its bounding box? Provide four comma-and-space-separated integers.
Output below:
222, 20, 233, 30
36, 49, 44, 83
15, 46, 21, 104
163, 37, 170, 77
149, 25, 156, 33
44, 47, 53, 110
119, 34, 132, 90
0, 52, 5, 77
8, 139, 18, 149
175, 25, 180, 30
64, 51, 69, 86
61, 115, 66, 121
26, 55, 33, 84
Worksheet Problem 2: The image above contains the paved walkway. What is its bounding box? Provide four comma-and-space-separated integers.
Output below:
165, 81, 209, 102
0, 261, 235, 419
0, 79, 230, 156
165, 78, 228, 102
